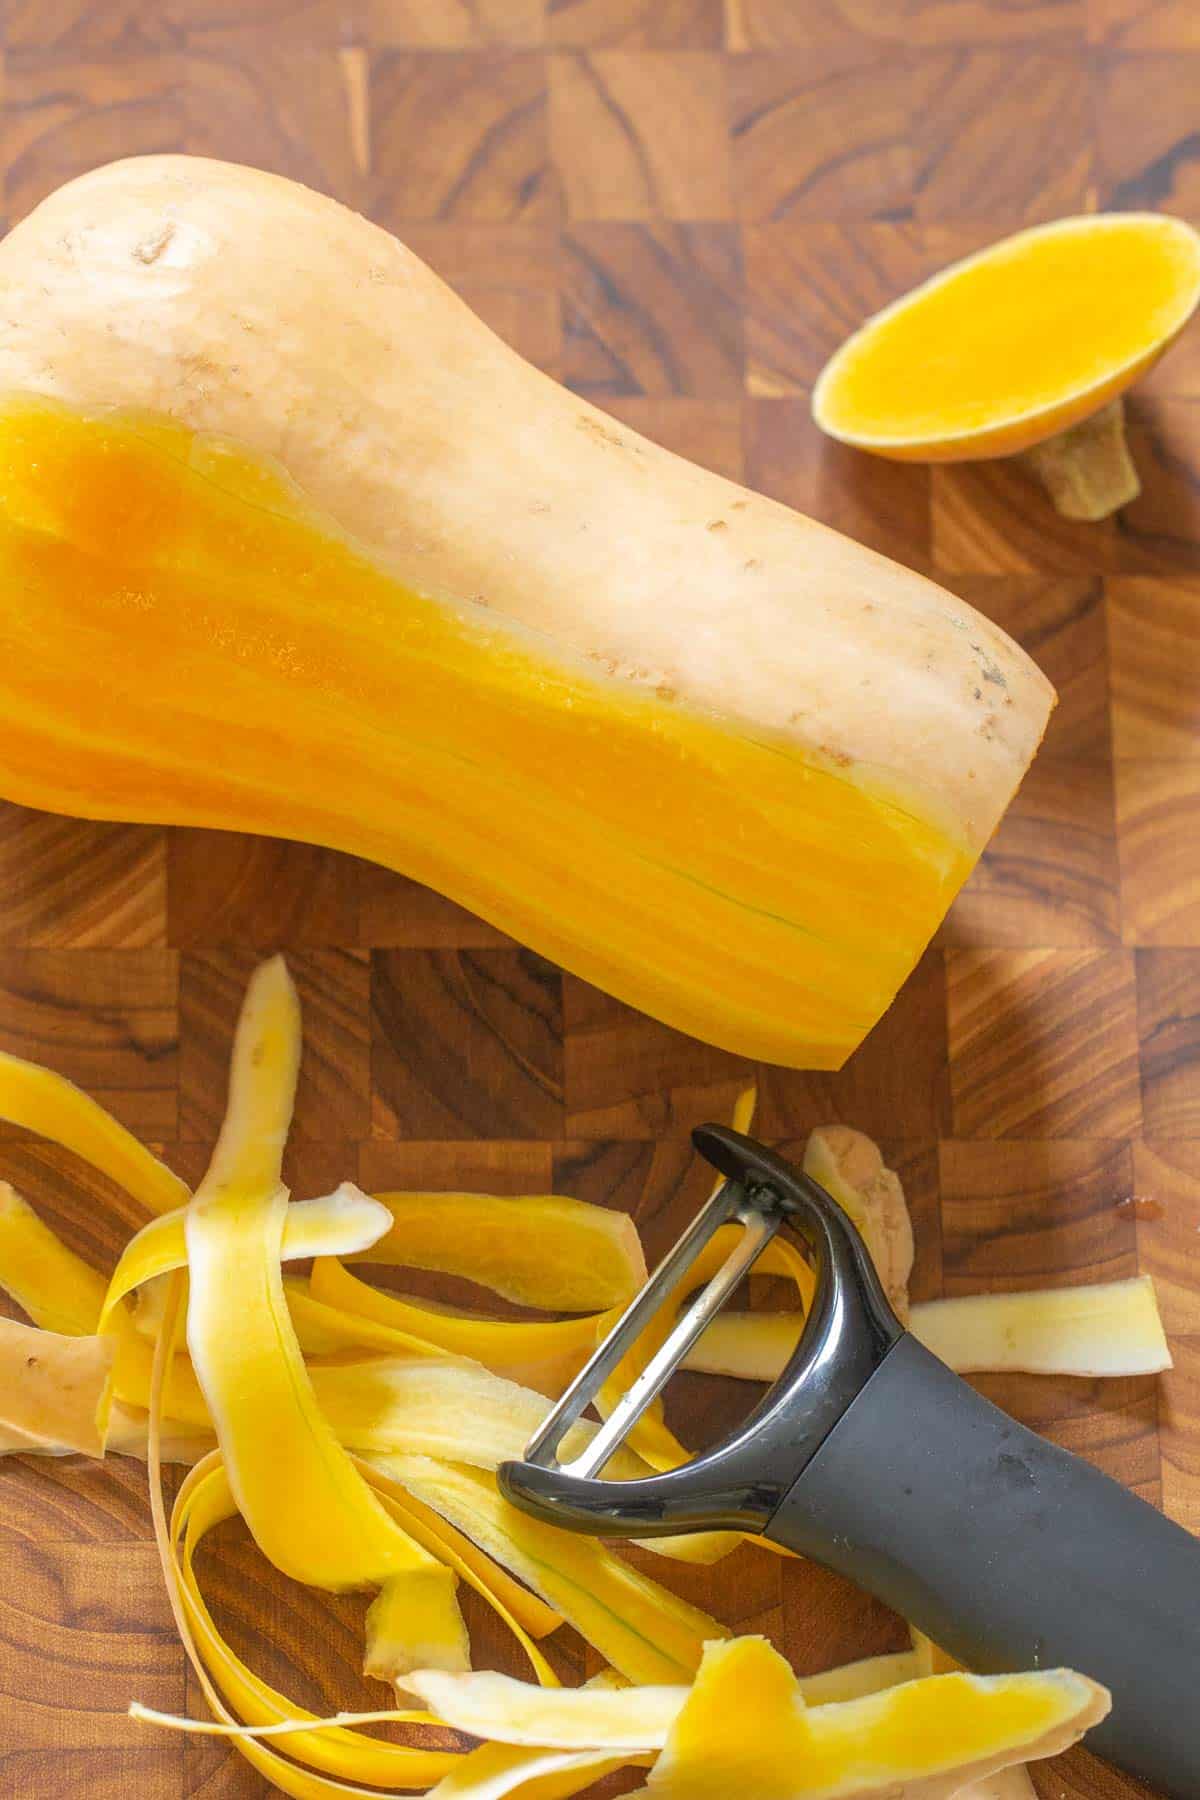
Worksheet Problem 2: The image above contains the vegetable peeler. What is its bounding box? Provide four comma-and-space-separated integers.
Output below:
500, 1127, 1200, 1800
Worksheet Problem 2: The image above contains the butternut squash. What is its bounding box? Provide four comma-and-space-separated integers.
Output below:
814, 213, 1200, 522
0, 156, 1052, 1068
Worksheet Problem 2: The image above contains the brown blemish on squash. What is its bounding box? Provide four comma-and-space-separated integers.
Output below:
731, 500, 748, 511
577, 414, 638, 452
134, 223, 175, 265
743, 558, 762, 571
707, 519, 728, 532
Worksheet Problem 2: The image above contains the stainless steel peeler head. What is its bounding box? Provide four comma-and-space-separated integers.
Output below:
498, 1126, 902, 1538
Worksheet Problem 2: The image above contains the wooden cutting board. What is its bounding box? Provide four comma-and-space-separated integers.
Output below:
1, 4, 1197, 1796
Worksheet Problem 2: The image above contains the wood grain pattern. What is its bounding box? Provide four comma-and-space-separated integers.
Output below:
0, 10, 1197, 1798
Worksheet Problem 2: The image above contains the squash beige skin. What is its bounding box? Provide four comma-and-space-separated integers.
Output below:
0, 155, 1052, 852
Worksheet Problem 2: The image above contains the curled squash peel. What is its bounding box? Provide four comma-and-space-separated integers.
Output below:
0, 156, 1054, 1068
0, 956, 1129, 1795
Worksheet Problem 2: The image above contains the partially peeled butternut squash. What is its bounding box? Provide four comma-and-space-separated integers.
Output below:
0, 156, 1052, 1067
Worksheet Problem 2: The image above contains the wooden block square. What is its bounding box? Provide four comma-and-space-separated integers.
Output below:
599, 396, 744, 478
369, 51, 558, 224
547, 0, 722, 47
1094, 50, 1200, 210
1110, 577, 1200, 757
757, 950, 950, 1141
0, 1541, 183, 1748
946, 948, 1142, 1137
359, 1135, 552, 1194
1116, 399, 1200, 573
172, 0, 360, 45
3, 53, 183, 222
728, 0, 1084, 50
938, 1138, 1138, 1291
372, 948, 563, 1138
1136, 950, 1200, 1136
8, 1, 181, 53
939, 759, 1121, 949
0, 807, 166, 949
180, 37, 367, 203
397, 221, 562, 372
932, 458, 1120, 575
179, 948, 369, 1157
729, 49, 913, 223
552, 1136, 682, 1243
939, 576, 1110, 760
910, 49, 1091, 224
563, 975, 751, 1139
0, 950, 177, 1139
1088, 0, 1200, 49
357, 866, 512, 950
0, 1749, 181, 1800
562, 222, 742, 395
1132, 1139, 1200, 1335
1159, 1335, 1200, 1535
781, 1558, 909, 1677
1115, 760, 1200, 945
361, 0, 546, 45
549, 51, 732, 219
168, 829, 358, 948
744, 221, 952, 398
744, 397, 931, 573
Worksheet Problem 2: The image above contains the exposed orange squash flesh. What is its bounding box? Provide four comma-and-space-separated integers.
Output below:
0, 397, 981, 1070
814, 214, 1200, 462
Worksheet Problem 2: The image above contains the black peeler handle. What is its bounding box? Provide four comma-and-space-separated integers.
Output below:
769, 1331, 1200, 1800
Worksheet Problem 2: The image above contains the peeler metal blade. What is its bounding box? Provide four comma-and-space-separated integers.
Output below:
523, 1170, 786, 1480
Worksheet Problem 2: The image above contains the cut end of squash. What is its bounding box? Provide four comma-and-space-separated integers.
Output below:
813, 214, 1200, 498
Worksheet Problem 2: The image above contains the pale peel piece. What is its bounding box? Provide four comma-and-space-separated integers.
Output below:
427, 1673, 637, 1800
644, 1638, 1108, 1800
0, 1315, 114, 1454
0, 1182, 109, 1335
958, 1770, 1038, 1800
378, 1455, 726, 1686
102, 1184, 392, 1327
910, 1277, 1171, 1377
685, 1276, 1171, 1383
804, 1127, 913, 1322
797, 1652, 922, 1706
428, 1740, 630, 1800
183, 957, 468, 1673
355, 1190, 647, 1311
403, 1668, 685, 1751
0, 1047, 187, 1215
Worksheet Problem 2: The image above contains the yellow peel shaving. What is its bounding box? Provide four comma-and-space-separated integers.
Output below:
102, 1183, 392, 1329
0, 1047, 187, 1214
182, 956, 468, 1672
0, 1181, 109, 1333
377, 1455, 726, 1686
356, 1189, 647, 1310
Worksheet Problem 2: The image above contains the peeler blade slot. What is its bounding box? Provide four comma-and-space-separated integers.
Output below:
523, 1176, 781, 1474
560, 1204, 782, 1479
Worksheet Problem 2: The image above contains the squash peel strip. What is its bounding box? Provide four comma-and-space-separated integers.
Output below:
182, 955, 469, 1674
